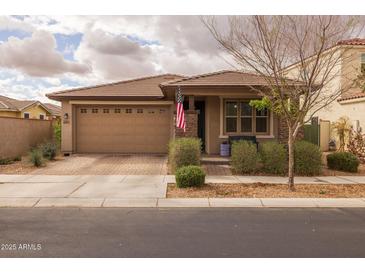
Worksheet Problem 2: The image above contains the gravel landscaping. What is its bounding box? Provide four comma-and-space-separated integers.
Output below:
0, 157, 38, 174
167, 183, 365, 198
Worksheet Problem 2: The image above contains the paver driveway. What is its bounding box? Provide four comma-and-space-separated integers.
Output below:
30, 154, 168, 175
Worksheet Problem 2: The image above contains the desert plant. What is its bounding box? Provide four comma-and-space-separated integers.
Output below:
231, 140, 258, 174
294, 141, 322, 176
40, 142, 58, 160
0, 156, 21, 165
168, 138, 201, 172
29, 148, 44, 167
327, 152, 360, 173
332, 116, 352, 151
259, 141, 287, 175
53, 120, 62, 148
348, 128, 365, 163
0, 158, 13, 165
175, 165, 206, 188
12, 155, 22, 161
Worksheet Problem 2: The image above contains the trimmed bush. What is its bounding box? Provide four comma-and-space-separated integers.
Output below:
40, 142, 58, 160
327, 152, 360, 173
231, 140, 258, 174
175, 165, 206, 188
259, 141, 287, 175
29, 148, 44, 167
294, 141, 322, 176
168, 138, 201, 172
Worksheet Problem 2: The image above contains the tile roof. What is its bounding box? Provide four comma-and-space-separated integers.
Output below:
160, 70, 300, 87
46, 74, 184, 100
0, 95, 37, 111
337, 38, 365, 46
338, 92, 365, 102
44, 103, 61, 116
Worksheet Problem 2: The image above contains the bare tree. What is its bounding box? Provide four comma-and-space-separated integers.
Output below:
204, 15, 364, 190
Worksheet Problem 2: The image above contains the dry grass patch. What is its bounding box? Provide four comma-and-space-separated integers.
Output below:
167, 183, 365, 198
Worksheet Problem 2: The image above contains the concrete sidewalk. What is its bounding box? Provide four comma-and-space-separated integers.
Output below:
0, 174, 365, 208
1, 197, 365, 208
1, 174, 365, 184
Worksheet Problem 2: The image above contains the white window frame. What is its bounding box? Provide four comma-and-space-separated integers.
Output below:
39, 114, 45, 120
23, 112, 30, 119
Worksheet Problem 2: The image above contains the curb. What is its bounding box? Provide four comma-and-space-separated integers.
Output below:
1, 197, 365, 208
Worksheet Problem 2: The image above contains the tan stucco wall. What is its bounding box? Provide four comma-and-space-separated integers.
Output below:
341, 47, 365, 96
61, 101, 73, 153
0, 111, 19, 118
0, 117, 53, 159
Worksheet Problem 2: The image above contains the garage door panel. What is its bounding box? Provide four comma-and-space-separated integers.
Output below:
76, 105, 171, 153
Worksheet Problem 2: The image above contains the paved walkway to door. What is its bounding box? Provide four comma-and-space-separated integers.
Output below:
30, 154, 168, 175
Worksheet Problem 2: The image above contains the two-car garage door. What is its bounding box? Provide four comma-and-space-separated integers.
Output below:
76, 105, 172, 153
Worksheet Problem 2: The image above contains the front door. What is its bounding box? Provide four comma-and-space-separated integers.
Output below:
195, 101, 205, 152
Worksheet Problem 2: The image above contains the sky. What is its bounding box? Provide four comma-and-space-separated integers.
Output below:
0, 15, 233, 103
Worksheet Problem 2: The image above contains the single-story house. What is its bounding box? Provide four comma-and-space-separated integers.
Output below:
47, 70, 297, 155
0, 95, 53, 120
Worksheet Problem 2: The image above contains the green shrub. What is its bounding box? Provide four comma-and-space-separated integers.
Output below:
168, 138, 201, 172
29, 149, 44, 167
294, 141, 322, 176
0, 155, 22, 165
0, 158, 13, 165
231, 140, 258, 174
175, 165, 206, 188
12, 155, 22, 161
259, 141, 287, 175
53, 120, 62, 148
40, 142, 58, 160
327, 152, 360, 173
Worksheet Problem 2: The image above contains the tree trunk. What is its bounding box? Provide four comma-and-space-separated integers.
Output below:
288, 128, 295, 191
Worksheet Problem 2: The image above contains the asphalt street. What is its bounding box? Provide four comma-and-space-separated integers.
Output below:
0, 208, 365, 257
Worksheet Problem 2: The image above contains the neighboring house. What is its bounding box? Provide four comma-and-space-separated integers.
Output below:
47, 71, 299, 155
0, 95, 53, 120
44, 103, 62, 120
284, 38, 365, 144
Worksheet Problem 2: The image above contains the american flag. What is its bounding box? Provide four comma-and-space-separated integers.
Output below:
176, 86, 186, 132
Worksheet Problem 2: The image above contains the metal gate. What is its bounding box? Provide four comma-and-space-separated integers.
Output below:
303, 124, 320, 146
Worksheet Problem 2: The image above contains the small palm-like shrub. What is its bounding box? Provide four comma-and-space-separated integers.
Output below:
327, 152, 360, 173
168, 138, 201, 172
294, 141, 322, 176
231, 140, 258, 174
29, 148, 44, 167
175, 165, 206, 188
259, 141, 287, 175
40, 142, 58, 160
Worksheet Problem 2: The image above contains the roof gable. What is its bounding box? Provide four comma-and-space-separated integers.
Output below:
21, 101, 52, 114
